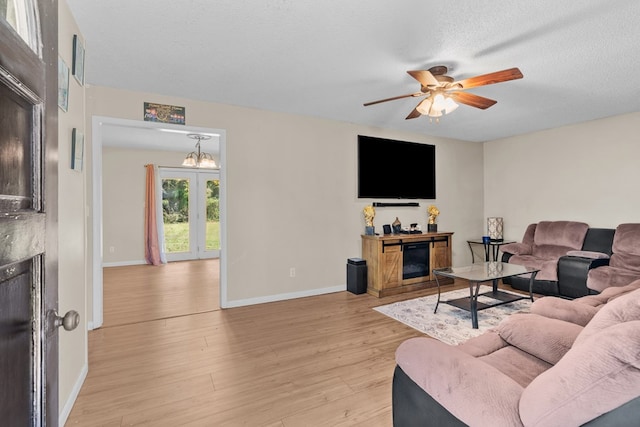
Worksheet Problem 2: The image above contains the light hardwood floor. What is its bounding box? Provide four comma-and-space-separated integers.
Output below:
66, 260, 465, 426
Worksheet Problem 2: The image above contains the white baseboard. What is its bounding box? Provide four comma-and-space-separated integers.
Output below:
59, 362, 88, 426
102, 260, 146, 267
222, 285, 346, 308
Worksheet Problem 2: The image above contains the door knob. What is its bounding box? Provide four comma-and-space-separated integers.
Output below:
54, 310, 80, 331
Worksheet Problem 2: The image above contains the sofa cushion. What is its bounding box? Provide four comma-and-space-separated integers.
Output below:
505, 256, 560, 282
609, 223, 640, 272
478, 346, 552, 388
574, 287, 640, 346
457, 330, 508, 357
519, 320, 640, 427
532, 221, 588, 251
500, 242, 532, 256
396, 337, 525, 427
610, 252, 640, 273
530, 297, 599, 326
496, 313, 582, 365
587, 266, 640, 293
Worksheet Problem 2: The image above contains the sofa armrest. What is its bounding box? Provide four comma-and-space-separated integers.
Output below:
557, 255, 610, 298
566, 250, 610, 259
531, 297, 599, 326
396, 337, 524, 426
500, 242, 532, 256
392, 366, 467, 427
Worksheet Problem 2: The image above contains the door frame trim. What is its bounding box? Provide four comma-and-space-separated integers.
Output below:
89, 116, 228, 329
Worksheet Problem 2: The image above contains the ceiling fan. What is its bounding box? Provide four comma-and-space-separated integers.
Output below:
364, 66, 523, 120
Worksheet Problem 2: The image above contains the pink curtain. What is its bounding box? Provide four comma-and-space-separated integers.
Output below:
144, 164, 164, 265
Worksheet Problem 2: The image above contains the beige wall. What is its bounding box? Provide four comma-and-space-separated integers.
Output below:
57, 0, 639, 420
102, 148, 186, 264
58, 0, 88, 423
484, 112, 640, 240
86, 86, 484, 305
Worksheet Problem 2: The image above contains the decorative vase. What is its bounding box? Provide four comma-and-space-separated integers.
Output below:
487, 217, 504, 241
392, 217, 401, 234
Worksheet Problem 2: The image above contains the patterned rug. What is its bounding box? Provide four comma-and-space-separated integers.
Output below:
373, 286, 531, 345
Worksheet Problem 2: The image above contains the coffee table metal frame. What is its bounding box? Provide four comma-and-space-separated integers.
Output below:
466, 239, 516, 263
433, 263, 539, 329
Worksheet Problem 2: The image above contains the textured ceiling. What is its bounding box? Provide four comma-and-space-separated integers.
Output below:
67, 0, 640, 142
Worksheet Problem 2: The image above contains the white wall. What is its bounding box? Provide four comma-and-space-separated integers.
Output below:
57, 0, 88, 424
86, 86, 484, 306
484, 112, 640, 240
102, 148, 186, 264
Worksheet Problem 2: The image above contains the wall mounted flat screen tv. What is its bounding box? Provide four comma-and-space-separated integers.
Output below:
357, 135, 436, 199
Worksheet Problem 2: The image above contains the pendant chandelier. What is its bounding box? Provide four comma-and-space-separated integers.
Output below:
182, 134, 217, 168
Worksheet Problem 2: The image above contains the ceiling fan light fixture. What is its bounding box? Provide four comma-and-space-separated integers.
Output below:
416, 98, 433, 115
364, 65, 522, 121
444, 97, 459, 114
428, 108, 442, 118
432, 93, 447, 111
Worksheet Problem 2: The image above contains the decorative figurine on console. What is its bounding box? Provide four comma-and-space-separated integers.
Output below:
392, 217, 402, 234
427, 205, 439, 232
363, 205, 376, 235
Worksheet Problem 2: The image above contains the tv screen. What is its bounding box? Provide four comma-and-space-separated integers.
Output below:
357, 135, 436, 199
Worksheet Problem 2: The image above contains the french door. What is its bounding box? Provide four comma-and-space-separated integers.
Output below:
160, 169, 220, 261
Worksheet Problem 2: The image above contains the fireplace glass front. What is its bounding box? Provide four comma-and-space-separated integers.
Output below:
402, 242, 430, 280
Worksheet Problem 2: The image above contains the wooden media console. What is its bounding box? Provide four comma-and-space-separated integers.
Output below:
361, 232, 453, 297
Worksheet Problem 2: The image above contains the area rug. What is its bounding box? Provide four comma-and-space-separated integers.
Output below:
374, 286, 531, 345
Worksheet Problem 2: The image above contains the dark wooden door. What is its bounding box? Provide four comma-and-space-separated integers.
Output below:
0, 0, 60, 425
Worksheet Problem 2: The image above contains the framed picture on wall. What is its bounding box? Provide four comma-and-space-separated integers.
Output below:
71, 128, 84, 171
72, 34, 85, 85
58, 56, 69, 111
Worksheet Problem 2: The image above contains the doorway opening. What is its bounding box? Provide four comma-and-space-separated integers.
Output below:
90, 117, 228, 329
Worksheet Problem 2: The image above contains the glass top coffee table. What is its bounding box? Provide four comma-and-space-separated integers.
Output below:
433, 263, 539, 329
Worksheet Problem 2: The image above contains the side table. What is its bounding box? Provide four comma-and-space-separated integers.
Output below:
467, 239, 515, 263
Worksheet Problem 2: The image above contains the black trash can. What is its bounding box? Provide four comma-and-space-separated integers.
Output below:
347, 258, 367, 294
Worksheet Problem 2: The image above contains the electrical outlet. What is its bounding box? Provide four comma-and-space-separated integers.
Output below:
109, 246, 115, 253
289, 267, 296, 277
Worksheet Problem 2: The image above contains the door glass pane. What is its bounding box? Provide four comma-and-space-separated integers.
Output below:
162, 178, 190, 253
205, 179, 220, 251
0, 78, 32, 210
0, 0, 40, 54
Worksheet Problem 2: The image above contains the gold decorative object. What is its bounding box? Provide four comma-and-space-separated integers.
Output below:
363, 205, 376, 227
363, 205, 376, 235
427, 205, 440, 232
427, 205, 440, 224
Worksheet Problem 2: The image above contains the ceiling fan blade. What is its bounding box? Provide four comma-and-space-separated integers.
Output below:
363, 92, 422, 107
405, 107, 422, 120
449, 92, 497, 109
407, 70, 439, 87
454, 68, 523, 90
